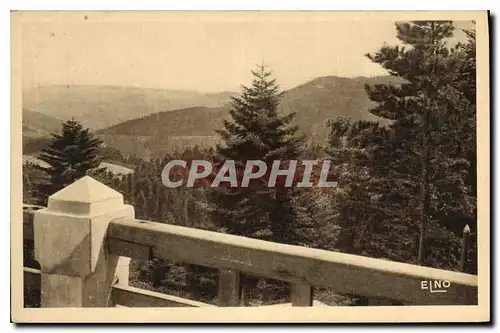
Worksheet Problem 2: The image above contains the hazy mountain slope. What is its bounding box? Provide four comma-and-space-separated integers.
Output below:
22, 108, 63, 139
279, 75, 401, 142
96, 106, 228, 158
98, 106, 230, 137
23, 85, 238, 130
97, 134, 221, 159
24, 75, 403, 158
96, 75, 402, 157
22, 108, 64, 155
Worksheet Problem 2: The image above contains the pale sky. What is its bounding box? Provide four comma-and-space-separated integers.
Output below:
21, 13, 474, 93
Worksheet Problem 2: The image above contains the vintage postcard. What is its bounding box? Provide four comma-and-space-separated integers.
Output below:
11, 10, 490, 323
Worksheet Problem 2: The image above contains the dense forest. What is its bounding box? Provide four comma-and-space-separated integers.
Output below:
23, 21, 477, 306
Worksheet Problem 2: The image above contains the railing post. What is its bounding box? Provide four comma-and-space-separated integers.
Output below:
34, 176, 134, 307
217, 269, 241, 307
460, 224, 471, 272
291, 283, 313, 306
115, 257, 131, 286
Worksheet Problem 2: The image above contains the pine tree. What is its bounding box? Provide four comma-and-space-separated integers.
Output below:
23, 169, 33, 204
34, 119, 105, 204
153, 186, 166, 222
350, 21, 476, 268
135, 189, 148, 220
327, 118, 396, 256
442, 26, 477, 273
125, 173, 134, 204
210, 65, 308, 304
451, 27, 476, 203
211, 65, 306, 242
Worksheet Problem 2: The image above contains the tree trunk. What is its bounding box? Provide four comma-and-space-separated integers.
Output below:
417, 22, 436, 266
417, 130, 429, 265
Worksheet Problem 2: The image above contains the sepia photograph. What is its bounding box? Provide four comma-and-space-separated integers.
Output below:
11, 10, 489, 323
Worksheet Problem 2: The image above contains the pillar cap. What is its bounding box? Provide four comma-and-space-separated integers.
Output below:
48, 176, 123, 216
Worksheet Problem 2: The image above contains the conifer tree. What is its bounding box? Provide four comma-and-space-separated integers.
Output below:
211, 65, 305, 242
327, 118, 394, 256
135, 189, 148, 220
210, 65, 309, 303
125, 173, 134, 204
34, 119, 105, 204
23, 170, 33, 204
441, 27, 477, 273
345, 21, 477, 268
452, 27, 476, 202
153, 186, 166, 222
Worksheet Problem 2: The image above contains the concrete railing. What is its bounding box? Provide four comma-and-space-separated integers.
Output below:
23, 176, 478, 308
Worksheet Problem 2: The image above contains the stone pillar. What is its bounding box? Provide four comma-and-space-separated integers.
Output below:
34, 176, 134, 307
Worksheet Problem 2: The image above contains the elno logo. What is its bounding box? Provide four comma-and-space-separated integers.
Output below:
421, 280, 451, 293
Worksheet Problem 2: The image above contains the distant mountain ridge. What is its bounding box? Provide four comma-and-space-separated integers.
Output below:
96, 75, 402, 157
279, 75, 400, 141
23, 85, 239, 130
23, 75, 403, 159
22, 108, 62, 139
